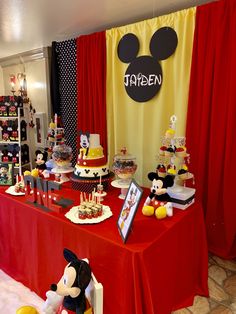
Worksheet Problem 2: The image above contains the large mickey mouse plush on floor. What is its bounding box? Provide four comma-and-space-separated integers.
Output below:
43, 248, 92, 314
142, 172, 174, 219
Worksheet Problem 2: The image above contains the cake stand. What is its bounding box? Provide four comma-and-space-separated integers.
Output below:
94, 191, 107, 202
111, 179, 131, 199
51, 167, 74, 184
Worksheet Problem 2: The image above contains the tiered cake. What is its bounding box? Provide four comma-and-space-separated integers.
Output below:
71, 133, 112, 192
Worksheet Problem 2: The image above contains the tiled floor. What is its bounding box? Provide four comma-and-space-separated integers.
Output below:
173, 254, 236, 314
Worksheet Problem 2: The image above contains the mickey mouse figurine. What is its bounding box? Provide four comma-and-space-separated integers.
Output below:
142, 172, 174, 219
78, 131, 90, 159
43, 248, 92, 314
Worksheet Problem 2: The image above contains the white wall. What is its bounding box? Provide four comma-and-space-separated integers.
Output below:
0, 48, 52, 168
0, 66, 5, 95
25, 59, 50, 123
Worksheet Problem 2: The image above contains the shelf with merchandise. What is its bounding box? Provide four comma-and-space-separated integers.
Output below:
0, 106, 32, 176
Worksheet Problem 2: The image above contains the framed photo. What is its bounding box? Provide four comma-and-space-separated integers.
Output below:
35, 112, 46, 147
0, 162, 14, 186
117, 179, 143, 243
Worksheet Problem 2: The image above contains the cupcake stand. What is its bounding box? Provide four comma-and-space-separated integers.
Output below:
51, 166, 74, 184
157, 115, 195, 209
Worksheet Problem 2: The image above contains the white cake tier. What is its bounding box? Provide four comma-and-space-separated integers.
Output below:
74, 164, 109, 178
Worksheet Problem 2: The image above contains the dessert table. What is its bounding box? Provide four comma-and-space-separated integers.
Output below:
0, 183, 208, 314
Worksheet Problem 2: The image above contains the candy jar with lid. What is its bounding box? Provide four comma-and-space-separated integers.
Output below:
51, 144, 73, 183
52, 144, 72, 169
112, 147, 137, 183
112, 147, 137, 199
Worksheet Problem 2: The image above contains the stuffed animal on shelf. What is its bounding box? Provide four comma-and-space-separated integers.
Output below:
142, 172, 174, 219
43, 248, 92, 314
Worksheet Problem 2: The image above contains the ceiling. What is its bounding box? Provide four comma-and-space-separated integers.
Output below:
0, 0, 215, 60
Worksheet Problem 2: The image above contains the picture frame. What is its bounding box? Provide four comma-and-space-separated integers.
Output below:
35, 112, 46, 147
0, 162, 14, 186
117, 179, 143, 243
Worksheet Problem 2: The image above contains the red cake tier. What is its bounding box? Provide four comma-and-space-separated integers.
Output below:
76, 156, 106, 167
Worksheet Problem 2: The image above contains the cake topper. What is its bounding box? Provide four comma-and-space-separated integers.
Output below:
78, 131, 90, 159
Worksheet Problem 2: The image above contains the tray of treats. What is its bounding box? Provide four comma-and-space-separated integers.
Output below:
65, 204, 112, 224
5, 184, 25, 196
65, 191, 112, 224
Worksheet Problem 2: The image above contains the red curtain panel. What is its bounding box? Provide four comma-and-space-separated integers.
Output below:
186, 0, 236, 259
76, 31, 107, 158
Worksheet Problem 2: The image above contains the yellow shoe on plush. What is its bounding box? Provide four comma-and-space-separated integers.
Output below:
142, 205, 155, 216
16, 306, 39, 314
155, 206, 167, 219
23, 170, 31, 176
31, 168, 39, 177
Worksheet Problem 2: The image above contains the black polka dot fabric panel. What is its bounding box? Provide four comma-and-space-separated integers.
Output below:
56, 39, 77, 166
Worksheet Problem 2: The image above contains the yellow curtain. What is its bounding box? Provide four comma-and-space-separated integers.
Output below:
106, 8, 196, 187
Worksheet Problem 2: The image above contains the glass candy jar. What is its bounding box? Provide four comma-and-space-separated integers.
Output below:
112, 148, 137, 184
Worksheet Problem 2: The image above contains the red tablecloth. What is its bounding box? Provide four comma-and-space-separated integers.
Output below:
0, 183, 208, 314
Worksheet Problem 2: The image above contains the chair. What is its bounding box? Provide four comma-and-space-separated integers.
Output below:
84, 259, 103, 314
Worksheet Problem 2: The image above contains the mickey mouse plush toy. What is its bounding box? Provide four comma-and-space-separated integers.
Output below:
43, 248, 92, 314
142, 172, 174, 219
35, 149, 48, 177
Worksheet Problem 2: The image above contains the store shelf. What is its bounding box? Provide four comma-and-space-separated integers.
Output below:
0, 107, 32, 175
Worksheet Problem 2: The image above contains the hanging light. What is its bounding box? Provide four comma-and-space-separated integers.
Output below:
9, 74, 16, 95
17, 73, 27, 97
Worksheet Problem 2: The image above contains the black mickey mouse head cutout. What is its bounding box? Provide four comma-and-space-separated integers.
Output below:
117, 27, 178, 102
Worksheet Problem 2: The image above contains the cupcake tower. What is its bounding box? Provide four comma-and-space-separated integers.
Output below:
78, 191, 103, 220
156, 115, 192, 184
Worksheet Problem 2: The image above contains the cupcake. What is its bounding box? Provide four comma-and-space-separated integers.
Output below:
159, 146, 167, 156
165, 128, 175, 139
175, 146, 187, 158
165, 146, 176, 157
156, 164, 166, 178
167, 164, 177, 176
178, 165, 189, 180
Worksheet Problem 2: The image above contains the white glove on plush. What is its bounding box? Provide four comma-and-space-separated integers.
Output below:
165, 202, 173, 217
42, 290, 63, 314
